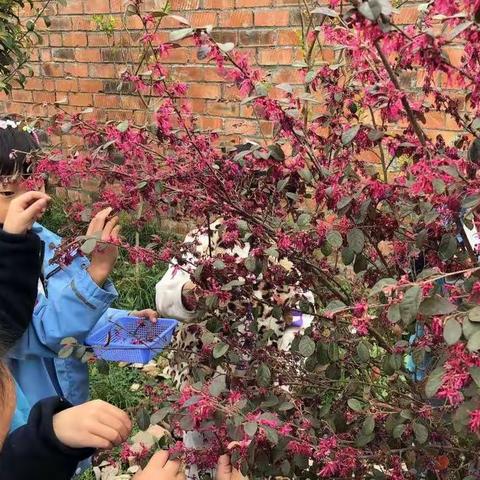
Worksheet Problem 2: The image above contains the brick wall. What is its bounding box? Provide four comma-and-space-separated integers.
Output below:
0, 1, 465, 146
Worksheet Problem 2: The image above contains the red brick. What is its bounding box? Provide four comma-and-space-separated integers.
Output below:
52, 48, 75, 61
174, 66, 205, 82
121, 96, 145, 109
219, 10, 253, 28
49, 17, 72, 30
44, 79, 55, 91
225, 118, 258, 135
169, 0, 200, 8
207, 101, 239, 117
58, 0, 83, 14
69, 93, 93, 106
239, 30, 277, 46
278, 29, 300, 45
42, 63, 64, 77
199, 117, 224, 130
55, 79, 78, 92
64, 63, 89, 78
236, 0, 271, 5
393, 7, 420, 24
260, 121, 274, 136
204, 0, 233, 8
49, 33, 62, 47
258, 47, 293, 65
83, 0, 110, 13
188, 83, 222, 99
12, 90, 33, 103
75, 48, 102, 62
94, 94, 121, 108
78, 79, 103, 93
110, 0, 125, 13
33, 91, 56, 104
88, 63, 118, 78
40, 49, 52, 62
63, 32, 88, 47
254, 9, 290, 27
203, 67, 224, 82
424, 111, 446, 129
25, 78, 44, 90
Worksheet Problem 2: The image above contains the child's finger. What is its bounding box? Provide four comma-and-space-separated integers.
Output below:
142, 451, 169, 473
163, 459, 183, 476
102, 216, 119, 240
87, 207, 112, 235
14, 192, 50, 210
97, 413, 131, 441
84, 433, 113, 450
216, 455, 233, 480
22, 197, 49, 218
110, 224, 121, 242
89, 422, 123, 446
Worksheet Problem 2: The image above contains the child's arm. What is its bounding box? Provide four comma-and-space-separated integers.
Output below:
8, 209, 121, 358
132, 450, 185, 480
155, 264, 198, 322
0, 398, 131, 480
0, 192, 49, 355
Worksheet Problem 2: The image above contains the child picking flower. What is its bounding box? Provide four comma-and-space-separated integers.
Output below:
0, 119, 157, 474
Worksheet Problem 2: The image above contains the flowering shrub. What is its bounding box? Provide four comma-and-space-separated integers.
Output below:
35, 0, 480, 477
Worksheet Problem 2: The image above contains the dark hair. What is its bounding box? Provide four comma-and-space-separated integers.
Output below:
0, 122, 39, 178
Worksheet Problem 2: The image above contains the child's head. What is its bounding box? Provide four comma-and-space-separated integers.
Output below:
0, 119, 40, 224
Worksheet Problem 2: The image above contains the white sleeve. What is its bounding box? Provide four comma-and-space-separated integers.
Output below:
155, 264, 198, 322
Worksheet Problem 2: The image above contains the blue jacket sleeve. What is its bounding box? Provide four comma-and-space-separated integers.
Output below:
8, 268, 118, 359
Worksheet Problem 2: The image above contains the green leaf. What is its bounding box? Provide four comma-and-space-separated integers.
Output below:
298, 336, 316, 357
209, 375, 226, 397
432, 178, 446, 194
341, 125, 360, 145
278, 401, 295, 411
263, 426, 279, 444
116, 120, 129, 132
357, 341, 370, 362
80, 238, 97, 255
337, 195, 353, 210
347, 228, 365, 254
341, 246, 355, 265
169, 28, 194, 42
393, 424, 406, 439
399, 286, 422, 325
244, 256, 257, 273
438, 234, 457, 261
265, 247, 279, 258
419, 295, 456, 316
297, 213, 311, 229
213, 259, 225, 270
311, 6, 338, 17
213, 342, 229, 359
425, 366, 445, 398
467, 330, 480, 352
347, 398, 364, 412
244, 421, 258, 437
413, 422, 428, 444
387, 303, 401, 323
443, 318, 462, 346
256, 363, 271, 387
326, 230, 343, 249
136, 407, 150, 431
470, 366, 480, 387
370, 278, 396, 296
362, 415, 375, 435
469, 306, 480, 322
353, 254, 368, 273
150, 406, 171, 425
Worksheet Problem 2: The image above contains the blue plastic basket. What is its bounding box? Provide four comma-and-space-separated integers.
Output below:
85, 317, 178, 364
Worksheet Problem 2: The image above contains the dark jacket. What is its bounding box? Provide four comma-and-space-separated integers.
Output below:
0, 228, 42, 355
0, 397, 94, 480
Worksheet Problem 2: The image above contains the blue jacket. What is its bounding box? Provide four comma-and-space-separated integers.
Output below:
8, 223, 128, 430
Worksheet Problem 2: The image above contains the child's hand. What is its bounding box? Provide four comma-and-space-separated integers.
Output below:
85, 207, 120, 287
3, 191, 50, 235
130, 309, 158, 323
133, 450, 185, 480
52, 399, 132, 450
216, 455, 246, 480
